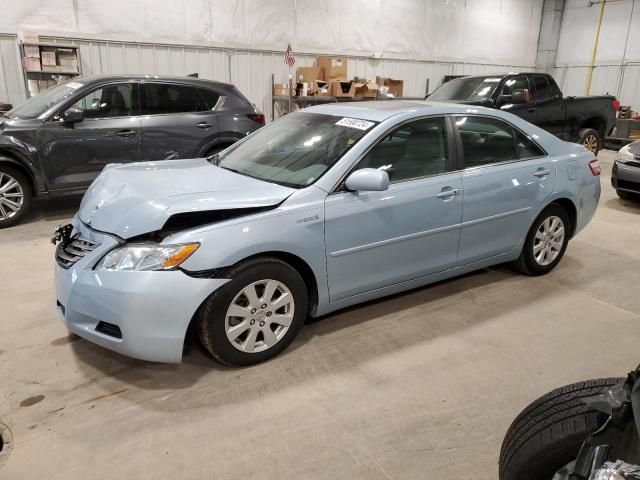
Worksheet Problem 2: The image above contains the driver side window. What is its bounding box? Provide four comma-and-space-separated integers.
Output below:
69, 84, 133, 119
358, 117, 449, 183
499, 76, 530, 103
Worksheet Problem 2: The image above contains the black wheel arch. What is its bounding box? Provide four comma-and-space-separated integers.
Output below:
0, 148, 43, 195
197, 132, 244, 157
550, 198, 577, 239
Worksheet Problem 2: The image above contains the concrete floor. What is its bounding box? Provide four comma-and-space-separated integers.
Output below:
1, 150, 639, 479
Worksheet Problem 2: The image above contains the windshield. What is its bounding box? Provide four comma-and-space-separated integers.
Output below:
429, 76, 502, 102
217, 112, 376, 188
6, 81, 85, 119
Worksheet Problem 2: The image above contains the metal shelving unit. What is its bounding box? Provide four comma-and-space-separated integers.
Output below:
18, 42, 82, 98
271, 74, 426, 120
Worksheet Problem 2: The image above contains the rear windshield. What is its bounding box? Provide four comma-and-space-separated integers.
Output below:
216, 112, 376, 188
7, 81, 85, 119
429, 76, 502, 102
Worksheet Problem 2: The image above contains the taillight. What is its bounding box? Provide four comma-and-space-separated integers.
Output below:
247, 113, 265, 125
612, 98, 620, 111
588, 159, 601, 176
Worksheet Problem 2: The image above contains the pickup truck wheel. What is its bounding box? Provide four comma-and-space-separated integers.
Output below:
0, 164, 32, 228
499, 378, 623, 480
578, 128, 601, 154
196, 257, 307, 366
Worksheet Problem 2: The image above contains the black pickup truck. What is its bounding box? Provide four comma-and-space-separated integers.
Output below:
428, 72, 619, 154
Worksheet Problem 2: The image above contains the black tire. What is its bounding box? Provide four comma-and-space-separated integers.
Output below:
514, 204, 570, 276
617, 189, 637, 201
196, 257, 308, 366
578, 128, 602, 154
499, 378, 623, 480
0, 163, 32, 228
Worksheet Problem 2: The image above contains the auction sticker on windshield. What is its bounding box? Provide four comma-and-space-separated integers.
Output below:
335, 118, 375, 130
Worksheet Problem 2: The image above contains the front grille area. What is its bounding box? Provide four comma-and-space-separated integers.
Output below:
95, 321, 122, 339
56, 234, 100, 268
617, 179, 640, 193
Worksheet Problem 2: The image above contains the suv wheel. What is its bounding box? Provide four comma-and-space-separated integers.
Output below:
196, 257, 307, 366
0, 164, 32, 228
514, 204, 570, 275
578, 128, 601, 154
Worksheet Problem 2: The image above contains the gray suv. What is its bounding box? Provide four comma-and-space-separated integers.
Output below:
0, 75, 264, 227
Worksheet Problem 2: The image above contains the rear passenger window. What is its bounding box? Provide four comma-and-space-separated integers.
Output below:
198, 88, 221, 110
456, 116, 517, 167
358, 117, 448, 182
515, 130, 545, 159
532, 76, 552, 102
141, 83, 208, 115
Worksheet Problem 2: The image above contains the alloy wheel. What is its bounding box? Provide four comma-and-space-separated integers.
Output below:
583, 134, 598, 153
0, 172, 24, 221
224, 279, 295, 353
533, 215, 565, 266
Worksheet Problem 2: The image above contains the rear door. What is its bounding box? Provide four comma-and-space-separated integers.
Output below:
38, 82, 141, 190
139, 82, 218, 160
531, 75, 565, 138
454, 115, 557, 265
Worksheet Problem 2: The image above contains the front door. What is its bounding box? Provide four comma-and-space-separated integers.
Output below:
324, 116, 463, 301
139, 82, 218, 160
38, 82, 140, 190
497, 75, 537, 125
453, 115, 557, 265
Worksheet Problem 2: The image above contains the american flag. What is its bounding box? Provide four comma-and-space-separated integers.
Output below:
284, 43, 295, 68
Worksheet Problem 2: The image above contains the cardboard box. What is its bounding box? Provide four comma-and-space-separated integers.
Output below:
57, 49, 78, 71
313, 80, 331, 96
27, 79, 39, 96
332, 80, 355, 98
42, 65, 60, 72
355, 81, 379, 98
273, 83, 291, 96
18, 31, 39, 44
41, 48, 57, 66
383, 78, 404, 97
38, 80, 49, 91
297, 66, 323, 83
24, 57, 41, 71
316, 56, 347, 81
23, 45, 40, 58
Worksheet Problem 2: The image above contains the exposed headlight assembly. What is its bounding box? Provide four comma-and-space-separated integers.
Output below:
95, 243, 199, 271
616, 145, 635, 164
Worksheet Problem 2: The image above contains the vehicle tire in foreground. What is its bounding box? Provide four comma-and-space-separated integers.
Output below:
499, 378, 623, 480
0, 163, 32, 228
196, 257, 308, 366
514, 204, 570, 276
578, 128, 602, 154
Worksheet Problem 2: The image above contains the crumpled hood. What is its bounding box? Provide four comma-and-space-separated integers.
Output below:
78, 158, 294, 238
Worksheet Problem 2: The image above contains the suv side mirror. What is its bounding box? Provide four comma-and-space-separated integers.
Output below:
62, 108, 84, 124
345, 168, 389, 192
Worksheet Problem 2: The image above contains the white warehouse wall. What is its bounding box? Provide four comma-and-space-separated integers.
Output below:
552, 0, 640, 107
0, 0, 544, 116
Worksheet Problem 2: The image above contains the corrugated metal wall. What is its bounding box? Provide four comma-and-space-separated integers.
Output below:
0, 33, 537, 119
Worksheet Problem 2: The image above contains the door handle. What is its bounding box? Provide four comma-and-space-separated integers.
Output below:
197, 122, 214, 129
436, 188, 460, 199
116, 129, 136, 138
533, 169, 551, 178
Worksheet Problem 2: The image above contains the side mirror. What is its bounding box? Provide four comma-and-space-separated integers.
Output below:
511, 89, 529, 104
345, 168, 389, 192
62, 108, 84, 124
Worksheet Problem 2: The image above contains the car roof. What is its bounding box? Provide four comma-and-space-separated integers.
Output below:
304, 100, 506, 122
69, 74, 234, 89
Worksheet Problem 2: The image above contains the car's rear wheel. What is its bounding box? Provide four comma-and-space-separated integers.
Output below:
196, 257, 307, 366
0, 163, 32, 228
499, 378, 623, 480
578, 128, 602, 154
514, 204, 570, 275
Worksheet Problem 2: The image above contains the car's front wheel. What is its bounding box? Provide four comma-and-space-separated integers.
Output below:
196, 257, 308, 366
0, 163, 32, 228
514, 204, 570, 275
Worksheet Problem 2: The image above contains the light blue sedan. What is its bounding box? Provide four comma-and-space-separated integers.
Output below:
53, 101, 601, 366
